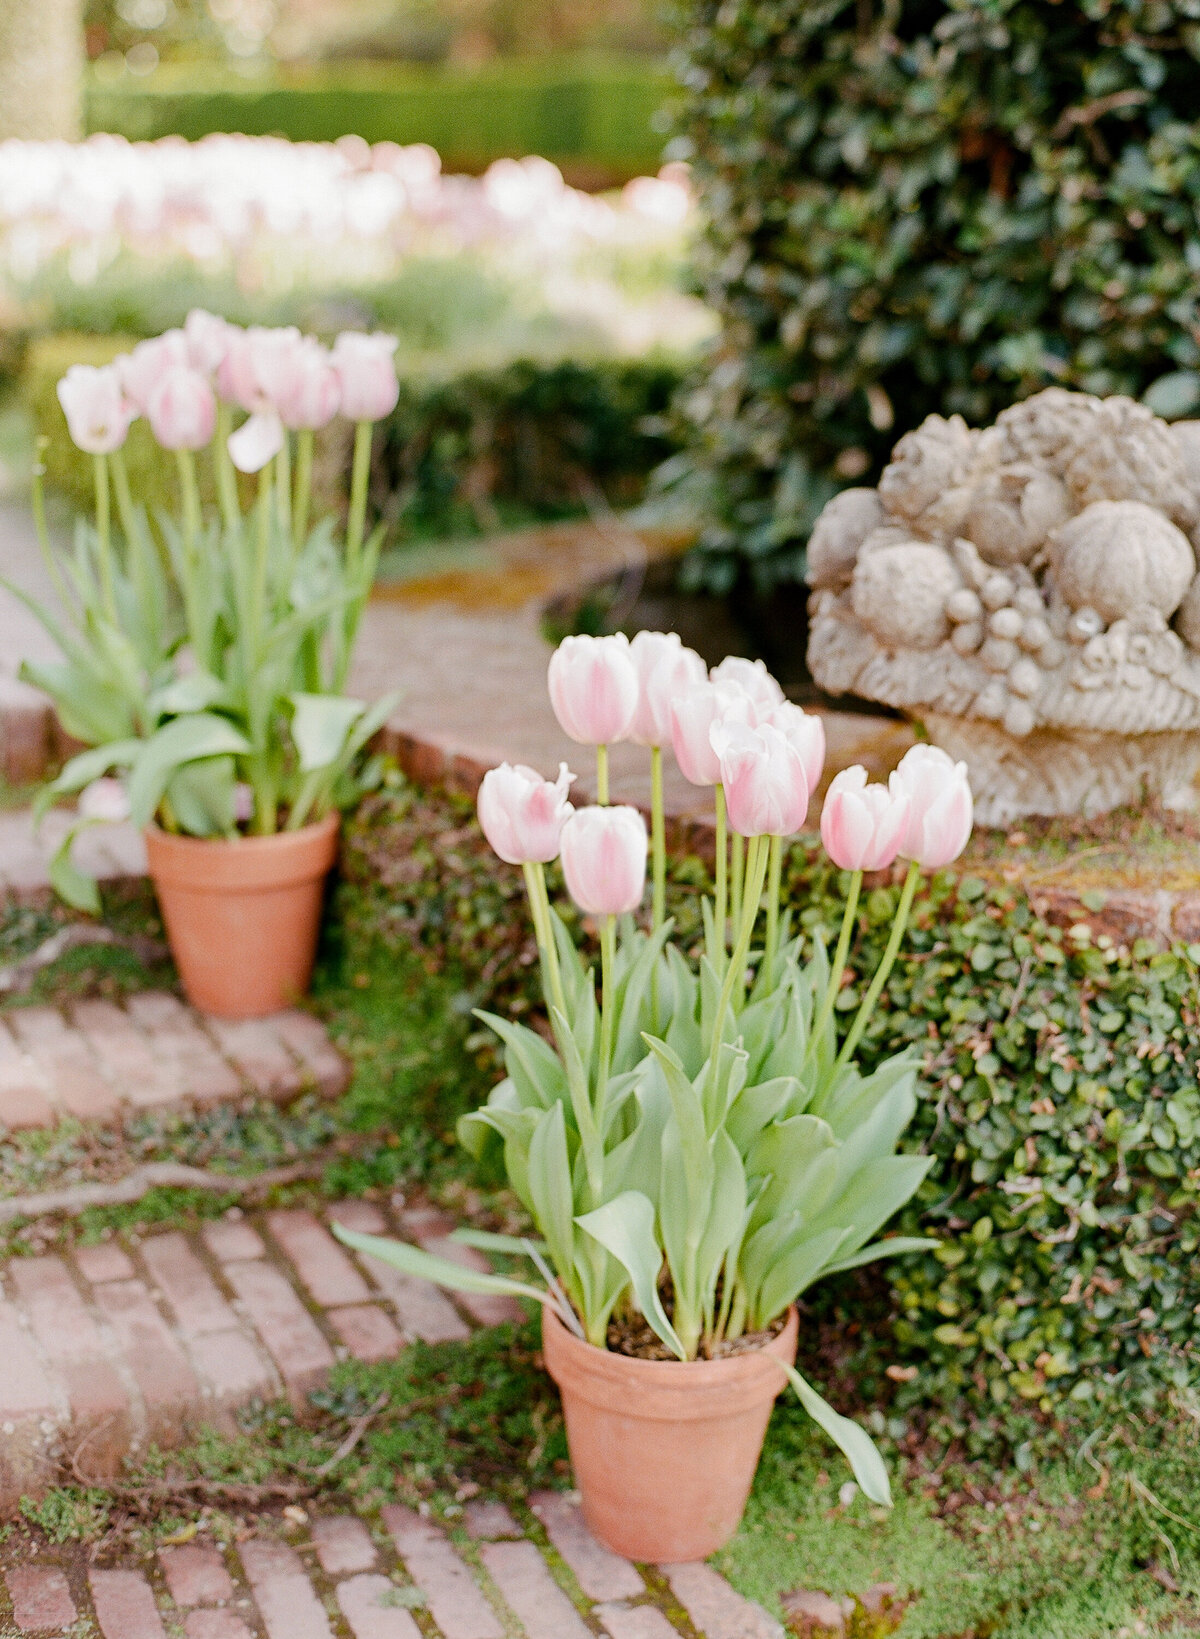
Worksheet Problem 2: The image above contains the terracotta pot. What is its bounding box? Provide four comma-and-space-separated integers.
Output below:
542, 1303, 798, 1563
144, 813, 339, 1019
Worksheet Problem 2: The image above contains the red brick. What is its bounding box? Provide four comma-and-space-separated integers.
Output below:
202, 1017, 303, 1098
159, 1544, 234, 1607
69, 999, 179, 1109
396, 1206, 456, 1239
90, 1570, 168, 1639
201, 1219, 265, 1262
267, 1210, 372, 1308
478, 1540, 590, 1639
326, 1304, 404, 1363
0, 675, 53, 786
0, 1301, 59, 1509
6, 1565, 77, 1632
238, 1539, 334, 1639
7, 1007, 119, 1121
381, 1506, 503, 1639
140, 1232, 240, 1335
92, 1279, 201, 1443
74, 1242, 135, 1283
124, 992, 242, 1106
185, 1614, 256, 1639
0, 1020, 55, 1129
311, 1515, 377, 1575
272, 1010, 350, 1096
414, 1236, 522, 1328
189, 1329, 278, 1408
8, 1255, 131, 1477
353, 1254, 470, 1344
462, 1501, 521, 1541
531, 1492, 643, 1601
595, 1603, 681, 1639
336, 1573, 423, 1639
326, 1201, 388, 1236
662, 1563, 781, 1639
223, 1260, 334, 1403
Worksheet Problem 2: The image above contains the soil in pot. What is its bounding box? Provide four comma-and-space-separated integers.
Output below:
144, 812, 339, 1019
542, 1302, 798, 1563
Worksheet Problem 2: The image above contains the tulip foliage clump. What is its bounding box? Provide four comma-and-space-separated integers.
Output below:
5, 314, 403, 909
338, 632, 975, 1503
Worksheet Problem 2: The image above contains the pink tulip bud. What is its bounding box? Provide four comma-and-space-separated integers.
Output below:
78, 776, 130, 823
56, 364, 137, 454
710, 655, 785, 709
669, 680, 755, 787
627, 630, 707, 747
272, 337, 342, 431
215, 326, 261, 411
217, 326, 304, 415
768, 700, 826, 795
710, 719, 809, 837
332, 331, 401, 421
890, 744, 973, 869
117, 330, 191, 415
559, 804, 647, 916
146, 366, 217, 451
227, 409, 284, 474
548, 634, 639, 746
185, 308, 232, 375
820, 767, 909, 872
477, 761, 575, 865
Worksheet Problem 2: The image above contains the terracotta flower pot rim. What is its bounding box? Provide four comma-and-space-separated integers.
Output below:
144, 811, 340, 892
542, 1302, 799, 1421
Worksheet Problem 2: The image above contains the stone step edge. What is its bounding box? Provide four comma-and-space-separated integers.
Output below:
0, 1198, 525, 1515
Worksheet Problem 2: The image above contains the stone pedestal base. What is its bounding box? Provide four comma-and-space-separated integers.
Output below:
924, 715, 1200, 827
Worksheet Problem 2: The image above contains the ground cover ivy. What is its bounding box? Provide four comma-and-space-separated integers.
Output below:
665, 0, 1200, 591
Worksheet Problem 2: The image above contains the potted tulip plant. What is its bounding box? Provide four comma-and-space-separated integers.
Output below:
337, 631, 974, 1562
6, 312, 401, 1017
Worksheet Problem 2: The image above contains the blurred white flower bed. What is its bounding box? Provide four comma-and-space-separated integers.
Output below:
0, 133, 713, 358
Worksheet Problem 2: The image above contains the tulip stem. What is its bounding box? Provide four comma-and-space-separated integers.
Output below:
275, 438, 293, 543
810, 868, 863, 1058
835, 860, 921, 1072
92, 454, 117, 623
214, 403, 241, 535
293, 427, 314, 548
176, 449, 201, 557
346, 419, 372, 573
596, 744, 609, 806
764, 834, 783, 986
713, 784, 728, 969
730, 830, 744, 927
599, 912, 617, 1094
650, 744, 666, 931
523, 861, 568, 1023
709, 834, 768, 1079
253, 466, 272, 649
30, 439, 72, 610
110, 447, 137, 548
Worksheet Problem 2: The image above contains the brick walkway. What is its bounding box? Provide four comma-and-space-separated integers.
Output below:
0, 991, 348, 1131
2, 1496, 784, 1638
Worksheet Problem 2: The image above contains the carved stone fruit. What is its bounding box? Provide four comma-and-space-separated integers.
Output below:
1051, 500, 1195, 626
850, 542, 959, 650
807, 488, 884, 590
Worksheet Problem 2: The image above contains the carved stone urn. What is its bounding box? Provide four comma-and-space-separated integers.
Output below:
805, 389, 1200, 825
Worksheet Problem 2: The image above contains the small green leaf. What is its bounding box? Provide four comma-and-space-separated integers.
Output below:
779, 1360, 892, 1507
576, 1191, 685, 1360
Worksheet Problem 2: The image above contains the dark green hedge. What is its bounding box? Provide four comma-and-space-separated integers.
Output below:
667, 0, 1200, 591
86, 57, 671, 181
374, 354, 686, 538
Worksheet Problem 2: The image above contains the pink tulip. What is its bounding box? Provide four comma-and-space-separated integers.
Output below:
332, 331, 401, 421
559, 805, 647, 916
627, 630, 707, 747
890, 744, 973, 869
185, 308, 231, 375
548, 634, 639, 746
227, 409, 284, 474
820, 767, 909, 872
271, 337, 342, 431
669, 680, 755, 786
710, 719, 809, 837
78, 776, 130, 823
215, 326, 261, 411
217, 326, 303, 415
477, 761, 575, 865
146, 366, 217, 451
710, 655, 785, 709
768, 701, 826, 795
117, 330, 191, 415
56, 364, 137, 454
